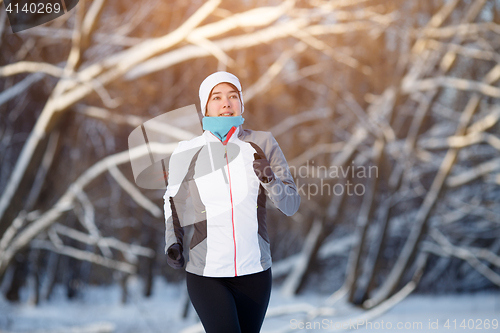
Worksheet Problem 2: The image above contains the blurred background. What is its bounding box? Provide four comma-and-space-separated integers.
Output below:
1, 0, 500, 332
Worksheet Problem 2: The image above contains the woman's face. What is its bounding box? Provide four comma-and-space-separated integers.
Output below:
205, 83, 242, 117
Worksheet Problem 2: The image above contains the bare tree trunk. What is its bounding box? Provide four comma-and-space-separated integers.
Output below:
41, 251, 59, 301
120, 273, 130, 304
27, 248, 41, 305
281, 217, 323, 297
4, 249, 28, 301
345, 139, 383, 304
354, 195, 393, 304
181, 284, 191, 319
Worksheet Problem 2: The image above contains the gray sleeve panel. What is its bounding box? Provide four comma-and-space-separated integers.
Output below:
241, 129, 301, 216
262, 174, 301, 216
186, 238, 207, 276
164, 147, 203, 254
164, 178, 189, 253
258, 234, 272, 271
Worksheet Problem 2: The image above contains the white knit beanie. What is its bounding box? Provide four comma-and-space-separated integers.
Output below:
199, 71, 244, 116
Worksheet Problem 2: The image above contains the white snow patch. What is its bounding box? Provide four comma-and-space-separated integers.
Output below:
1, 277, 499, 333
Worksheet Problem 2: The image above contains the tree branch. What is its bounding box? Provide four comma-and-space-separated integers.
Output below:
52, 223, 154, 261
107, 165, 162, 218
75, 105, 197, 141
405, 76, 500, 98
446, 157, 500, 187
0, 73, 44, 107
0, 62, 65, 78
31, 239, 136, 274
428, 228, 500, 287
267, 108, 333, 137
0, 143, 177, 275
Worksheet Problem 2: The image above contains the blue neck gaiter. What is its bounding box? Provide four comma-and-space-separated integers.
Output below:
202, 116, 245, 141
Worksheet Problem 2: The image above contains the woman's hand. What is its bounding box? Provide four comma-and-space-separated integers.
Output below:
167, 243, 185, 269
253, 153, 275, 183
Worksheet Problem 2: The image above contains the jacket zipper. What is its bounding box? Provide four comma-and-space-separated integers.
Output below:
224, 144, 237, 277
210, 127, 238, 276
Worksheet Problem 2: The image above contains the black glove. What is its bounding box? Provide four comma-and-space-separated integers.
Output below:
253, 153, 274, 183
167, 243, 185, 269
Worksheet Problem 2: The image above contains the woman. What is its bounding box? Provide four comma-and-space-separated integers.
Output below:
164, 71, 300, 333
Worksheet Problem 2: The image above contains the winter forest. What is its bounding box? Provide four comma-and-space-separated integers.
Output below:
1, 0, 500, 332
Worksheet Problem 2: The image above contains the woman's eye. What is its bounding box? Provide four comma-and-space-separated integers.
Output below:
230, 95, 237, 99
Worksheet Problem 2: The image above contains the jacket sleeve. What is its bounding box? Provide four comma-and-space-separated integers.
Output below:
164, 169, 190, 254
260, 133, 301, 216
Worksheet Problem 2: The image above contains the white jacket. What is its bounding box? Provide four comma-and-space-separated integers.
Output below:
164, 126, 300, 277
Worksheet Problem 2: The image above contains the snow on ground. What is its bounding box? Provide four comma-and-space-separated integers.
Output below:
0, 277, 499, 333
270, 292, 500, 333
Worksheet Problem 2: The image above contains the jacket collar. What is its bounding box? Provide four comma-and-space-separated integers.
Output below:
203, 125, 241, 144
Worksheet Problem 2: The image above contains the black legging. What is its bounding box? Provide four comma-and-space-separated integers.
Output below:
186, 268, 272, 333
